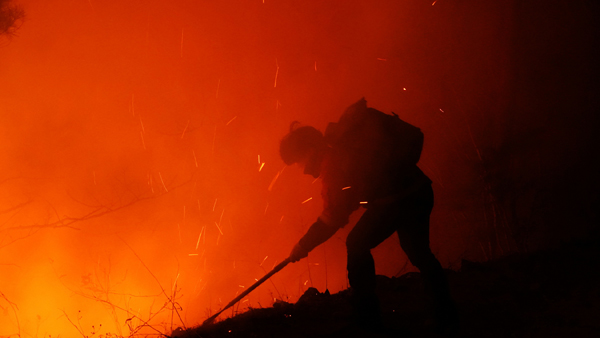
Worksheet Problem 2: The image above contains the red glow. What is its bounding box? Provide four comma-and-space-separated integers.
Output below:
4, 0, 583, 336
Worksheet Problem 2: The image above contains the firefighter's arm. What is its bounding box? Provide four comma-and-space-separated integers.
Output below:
289, 218, 340, 262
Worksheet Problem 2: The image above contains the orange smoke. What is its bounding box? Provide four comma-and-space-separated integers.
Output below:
0, 0, 525, 336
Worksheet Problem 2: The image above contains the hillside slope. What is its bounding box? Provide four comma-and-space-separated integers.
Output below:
172, 239, 600, 337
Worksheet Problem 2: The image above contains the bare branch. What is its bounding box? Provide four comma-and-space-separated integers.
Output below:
0, 290, 21, 337
2, 178, 192, 234
0, 200, 32, 215
0, 0, 24, 38
59, 309, 87, 338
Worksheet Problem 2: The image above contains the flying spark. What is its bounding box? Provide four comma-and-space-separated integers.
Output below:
140, 131, 146, 150
148, 172, 154, 193
342, 186, 351, 190
159, 172, 168, 192
195, 226, 205, 249
268, 169, 283, 191
219, 208, 225, 225
181, 120, 190, 139
172, 273, 180, 293
259, 162, 265, 171
193, 150, 198, 167
360, 201, 368, 205
302, 197, 313, 204
274, 58, 279, 87
226, 116, 237, 125
215, 222, 224, 235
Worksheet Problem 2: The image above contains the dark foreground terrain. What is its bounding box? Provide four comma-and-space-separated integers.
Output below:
172, 239, 600, 337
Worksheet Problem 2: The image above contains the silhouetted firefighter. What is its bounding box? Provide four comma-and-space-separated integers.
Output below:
280, 98, 459, 335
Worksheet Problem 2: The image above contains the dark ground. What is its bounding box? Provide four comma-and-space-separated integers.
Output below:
172, 239, 600, 338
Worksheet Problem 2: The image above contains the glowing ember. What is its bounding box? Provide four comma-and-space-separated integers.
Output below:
226, 116, 237, 125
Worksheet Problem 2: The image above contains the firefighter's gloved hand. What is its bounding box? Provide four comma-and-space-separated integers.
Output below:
289, 243, 309, 262
290, 218, 339, 263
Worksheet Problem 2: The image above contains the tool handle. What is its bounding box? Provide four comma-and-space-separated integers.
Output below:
202, 257, 291, 325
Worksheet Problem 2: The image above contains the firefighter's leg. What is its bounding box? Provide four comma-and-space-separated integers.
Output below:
346, 205, 398, 327
396, 185, 459, 335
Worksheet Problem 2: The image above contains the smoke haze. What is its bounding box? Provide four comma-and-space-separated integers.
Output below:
1, 0, 597, 336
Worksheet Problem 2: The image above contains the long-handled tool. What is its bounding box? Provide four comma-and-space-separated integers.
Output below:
202, 257, 292, 326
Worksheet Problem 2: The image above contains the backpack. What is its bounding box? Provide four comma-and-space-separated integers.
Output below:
324, 98, 424, 169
